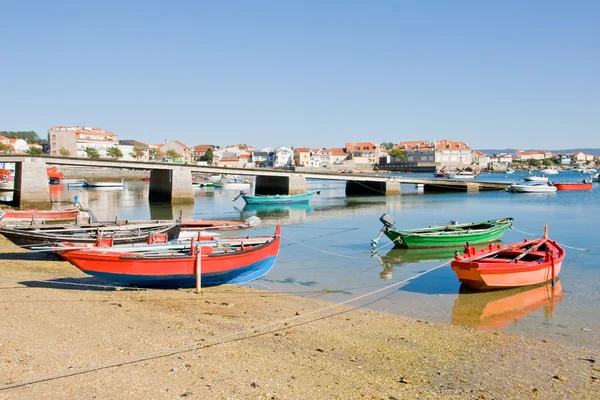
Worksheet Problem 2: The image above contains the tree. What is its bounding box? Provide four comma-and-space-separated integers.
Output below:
542, 158, 553, 166
0, 143, 12, 153
166, 149, 181, 159
26, 147, 43, 155
388, 148, 407, 160
106, 146, 123, 159
527, 158, 541, 167
84, 147, 101, 159
205, 148, 214, 164
0, 130, 47, 145
59, 148, 71, 157
130, 147, 145, 160
380, 142, 395, 150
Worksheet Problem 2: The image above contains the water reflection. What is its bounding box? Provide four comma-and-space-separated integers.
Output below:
451, 281, 564, 328
373, 243, 501, 280
373, 247, 459, 280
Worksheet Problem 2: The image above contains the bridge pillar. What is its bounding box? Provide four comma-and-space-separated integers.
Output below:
148, 167, 194, 204
254, 175, 307, 195
345, 180, 401, 196
12, 158, 51, 209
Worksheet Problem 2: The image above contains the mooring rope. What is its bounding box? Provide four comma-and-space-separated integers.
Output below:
0, 259, 451, 392
511, 226, 591, 252
281, 234, 372, 260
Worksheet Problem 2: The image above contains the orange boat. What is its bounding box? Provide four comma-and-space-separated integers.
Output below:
552, 182, 592, 191
450, 227, 565, 290
0, 208, 84, 223
451, 281, 564, 328
47, 166, 63, 180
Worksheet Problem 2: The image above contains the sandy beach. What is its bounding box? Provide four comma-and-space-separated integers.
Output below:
0, 237, 598, 399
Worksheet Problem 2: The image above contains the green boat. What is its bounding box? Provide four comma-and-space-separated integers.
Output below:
371, 214, 513, 249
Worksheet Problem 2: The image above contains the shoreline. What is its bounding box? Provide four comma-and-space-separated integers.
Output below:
0, 238, 598, 399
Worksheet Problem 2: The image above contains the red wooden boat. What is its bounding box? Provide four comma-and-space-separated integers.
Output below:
57, 225, 281, 288
47, 166, 63, 180
450, 227, 565, 290
0, 207, 83, 223
552, 182, 593, 191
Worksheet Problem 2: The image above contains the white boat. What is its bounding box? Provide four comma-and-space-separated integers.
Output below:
540, 168, 559, 175
523, 175, 548, 182
83, 178, 127, 188
213, 181, 252, 190
509, 182, 557, 193
208, 174, 224, 183
446, 171, 479, 179
0, 180, 14, 191
593, 173, 599, 182
506, 169, 515, 174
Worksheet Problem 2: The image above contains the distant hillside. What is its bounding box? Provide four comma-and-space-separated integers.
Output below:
477, 148, 600, 156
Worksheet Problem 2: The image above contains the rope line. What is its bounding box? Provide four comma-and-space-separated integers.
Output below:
511, 226, 591, 251
281, 235, 372, 260
0, 259, 451, 392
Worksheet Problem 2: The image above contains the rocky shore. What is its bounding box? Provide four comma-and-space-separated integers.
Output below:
0, 237, 598, 399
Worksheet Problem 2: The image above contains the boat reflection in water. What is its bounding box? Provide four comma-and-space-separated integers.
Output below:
236, 203, 313, 223
451, 281, 564, 329
374, 243, 500, 280
374, 247, 459, 280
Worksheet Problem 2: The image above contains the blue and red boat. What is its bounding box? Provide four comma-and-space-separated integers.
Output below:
56, 226, 281, 288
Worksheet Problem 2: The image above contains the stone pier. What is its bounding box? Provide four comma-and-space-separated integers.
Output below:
12, 159, 51, 209
148, 167, 194, 203
345, 180, 401, 196
254, 175, 307, 195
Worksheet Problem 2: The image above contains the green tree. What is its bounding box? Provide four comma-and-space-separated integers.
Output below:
59, 148, 71, 157
0, 130, 46, 144
106, 146, 123, 159
149, 148, 157, 160
166, 149, 181, 159
130, 147, 145, 160
542, 158, 553, 166
0, 143, 12, 153
380, 142, 395, 150
527, 158, 541, 167
205, 148, 214, 164
84, 147, 101, 159
388, 148, 407, 160
26, 147, 44, 155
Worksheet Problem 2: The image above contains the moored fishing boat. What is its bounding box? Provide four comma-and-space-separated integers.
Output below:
213, 180, 252, 190
371, 214, 513, 249
552, 181, 593, 191
233, 191, 315, 205
523, 175, 548, 182
54, 225, 281, 287
509, 182, 557, 193
450, 227, 565, 290
446, 171, 479, 179
83, 178, 127, 188
0, 207, 86, 223
0, 220, 181, 249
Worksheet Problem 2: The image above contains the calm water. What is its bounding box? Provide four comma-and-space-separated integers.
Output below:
40, 171, 600, 350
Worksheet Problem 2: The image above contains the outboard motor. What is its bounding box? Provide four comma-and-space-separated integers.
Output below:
371, 213, 395, 249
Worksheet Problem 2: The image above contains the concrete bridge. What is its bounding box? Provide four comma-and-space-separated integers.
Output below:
0, 156, 511, 208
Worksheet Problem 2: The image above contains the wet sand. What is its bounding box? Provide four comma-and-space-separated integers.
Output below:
0, 237, 598, 399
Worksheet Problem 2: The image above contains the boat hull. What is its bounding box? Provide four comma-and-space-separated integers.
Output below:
451, 239, 565, 290
383, 218, 513, 249
0, 208, 82, 223
59, 229, 280, 287
214, 182, 251, 190
242, 192, 314, 205
509, 184, 557, 193
553, 183, 593, 191
0, 222, 181, 249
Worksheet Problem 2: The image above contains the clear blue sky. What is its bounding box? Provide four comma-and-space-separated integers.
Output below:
1, 1, 598, 150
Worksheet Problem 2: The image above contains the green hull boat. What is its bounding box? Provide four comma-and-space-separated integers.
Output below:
372, 214, 513, 249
